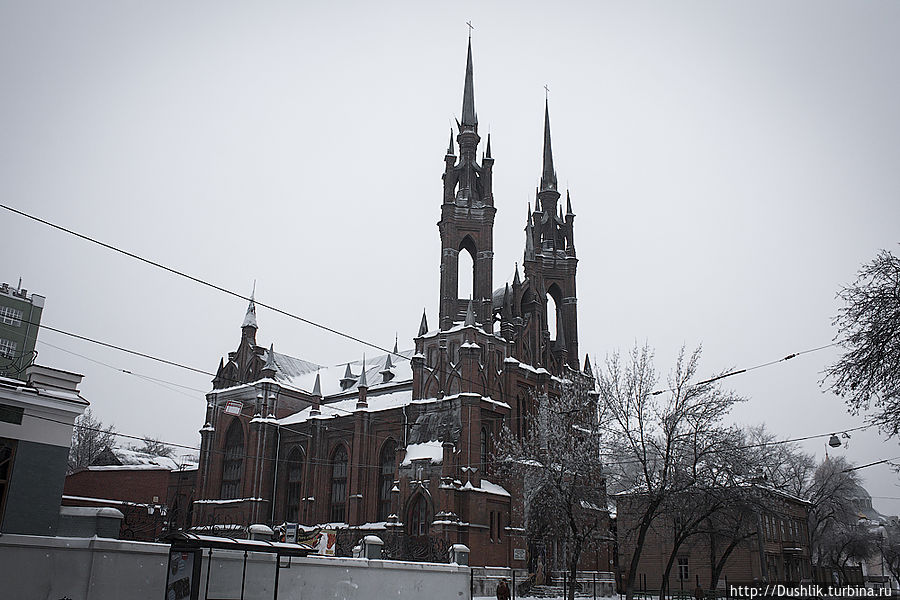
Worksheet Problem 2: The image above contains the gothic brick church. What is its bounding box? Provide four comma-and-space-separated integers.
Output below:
193, 39, 604, 570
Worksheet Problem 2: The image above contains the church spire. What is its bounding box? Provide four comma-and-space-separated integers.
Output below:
418, 309, 429, 336
464, 297, 476, 327
540, 98, 557, 192
242, 292, 257, 329
460, 37, 477, 128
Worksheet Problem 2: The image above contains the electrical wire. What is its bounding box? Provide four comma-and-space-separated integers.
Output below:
37, 339, 206, 397
2, 204, 869, 472
648, 342, 840, 396
2, 202, 397, 358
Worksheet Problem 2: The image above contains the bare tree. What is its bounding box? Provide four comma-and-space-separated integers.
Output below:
68, 408, 117, 473
875, 522, 900, 585
496, 380, 607, 600
805, 456, 877, 576
741, 424, 816, 497
826, 248, 900, 435
598, 343, 744, 600
132, 437, 174, 457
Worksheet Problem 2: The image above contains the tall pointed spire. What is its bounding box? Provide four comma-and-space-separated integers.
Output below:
358, 355, 368, 388
340, 362, 356, 391
485, 133, 492, 159
418, 309, 429, 336
540, 98, 557, 192
242, 292, 258, 329
393, 334, 399, 355
566, 190, 573, 215
460, 37, 477, 128
380, 352, 395, 383
356, 355, 369, 409
312, 371, 322, 397
262, 343, 278, 375
525, 205, 535, 261
464, 297, 476, 326
447, 129, 455, 155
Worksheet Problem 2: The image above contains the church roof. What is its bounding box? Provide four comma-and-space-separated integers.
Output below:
277, 388, 429, 427
228, 347, 414, 398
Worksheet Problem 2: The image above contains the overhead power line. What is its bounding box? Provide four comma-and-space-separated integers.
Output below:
1, 202, 397, 358
649, 342, 839, 396
3, 202, 856, 446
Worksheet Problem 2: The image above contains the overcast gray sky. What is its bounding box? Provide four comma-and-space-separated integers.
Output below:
2, 1, 899, 510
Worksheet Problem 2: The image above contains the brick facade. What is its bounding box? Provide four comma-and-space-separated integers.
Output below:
616, 490, 812, 593
63, 466, 197, 541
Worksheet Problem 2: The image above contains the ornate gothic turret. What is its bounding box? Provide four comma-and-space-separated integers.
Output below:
521, 99, 581, 373
438, 38, 496, 330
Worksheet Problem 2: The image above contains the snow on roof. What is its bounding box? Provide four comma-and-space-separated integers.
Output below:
265, 349, 321, 383
278, 388, 435, 427
479, 479, 511, 497
401, 441, 444, 466
218, 348, 415, 398
90, 447, 198, 471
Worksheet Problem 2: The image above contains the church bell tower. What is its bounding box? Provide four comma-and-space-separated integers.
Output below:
438, 38, 495, 331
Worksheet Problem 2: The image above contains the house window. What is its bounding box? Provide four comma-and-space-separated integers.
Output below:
0, 338, 17, 359
284, 447, 303, 522
408, 494, 429, 537
0, 438, 16, 526
678, 557, 689, 581
330, 446, 348, 523
497, 512, 503, 542
0, 307, 22, 327
220, 420, 243, 499
490, 511, 495, 542
377, 440, 396, 521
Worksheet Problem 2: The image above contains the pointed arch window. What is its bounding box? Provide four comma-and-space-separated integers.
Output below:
408, 494, 430, 537
377, 440, 397, 522
284, 447, 303, 522
458, 236, 477, 303
221, 420, 244, 499
330, 446, 348, 523
480, 427, 488, 469
546, 292, 559, 341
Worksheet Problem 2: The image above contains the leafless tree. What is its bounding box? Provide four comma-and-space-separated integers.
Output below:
825, 248, 900, 436
805, 456, 876, 575
496, 380, 607, 600
875, 522, 900, 585
132, 437, 174, 457
597, 343, 744, 600
68, 408, 116, 473
741, 424, 816, 497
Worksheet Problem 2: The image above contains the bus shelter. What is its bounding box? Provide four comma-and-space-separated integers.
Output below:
164, 531, 314, 600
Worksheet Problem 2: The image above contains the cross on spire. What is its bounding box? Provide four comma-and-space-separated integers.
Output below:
544, 84, 550, 100
466, 21, 474, 38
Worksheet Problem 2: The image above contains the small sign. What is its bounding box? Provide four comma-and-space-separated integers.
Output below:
513, 548, 526, 561
285, 523, 298, 544
224, 400, 243, 416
